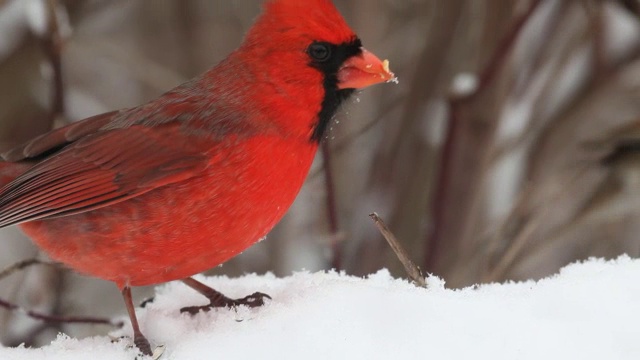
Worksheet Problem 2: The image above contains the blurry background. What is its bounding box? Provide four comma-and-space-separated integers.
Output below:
1, 0, 640, 348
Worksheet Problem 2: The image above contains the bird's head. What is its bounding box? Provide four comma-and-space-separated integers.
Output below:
238, 0, 395, 142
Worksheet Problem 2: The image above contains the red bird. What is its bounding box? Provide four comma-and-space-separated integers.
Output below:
0, 0, 393, 355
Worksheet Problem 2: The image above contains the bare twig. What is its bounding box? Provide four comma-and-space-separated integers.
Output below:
3, 0, 75, 346
469, 0, 545, 101
0, 259, 121, 328
0, 259, 58, 282
617, 0, 640, 17
0, 297, 122, 327
488, 3, 576, 164
370, 213, 426, 287
514, 1, 571, 98
483, 216, 540, 282
43, 0, 65, 123
424, 0, 544, 271
483, 164, 592, 281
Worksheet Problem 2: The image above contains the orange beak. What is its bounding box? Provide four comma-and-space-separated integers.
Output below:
337, 48, 395, 90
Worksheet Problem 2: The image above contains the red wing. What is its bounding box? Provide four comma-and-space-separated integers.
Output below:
1, 111, 120, 162
0, 123, 209, 227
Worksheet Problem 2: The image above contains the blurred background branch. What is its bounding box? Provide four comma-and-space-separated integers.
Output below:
1, 0, 640, 348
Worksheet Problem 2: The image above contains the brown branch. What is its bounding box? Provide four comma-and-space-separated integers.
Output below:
488, 2, 574, 164
424, 0, 544, 271
370, 213, 426, 287
616, 0, 640, 17
468, 0, 545, 102
3, 1, 75, 346
423, 98, 461, 272
0, 259, 122, 328
42, 0, 65, 123
483, 163, 593, 281
0, 259, 57, 282
0, 297, 122, 327
581, 0, 607, 82
321, 141, 342, 270
514, 1, 571, 98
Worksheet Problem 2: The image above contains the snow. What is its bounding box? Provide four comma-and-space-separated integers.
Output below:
2, 256, 640, 359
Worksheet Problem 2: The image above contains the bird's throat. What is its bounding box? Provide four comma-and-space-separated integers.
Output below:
311, 87, 355, 143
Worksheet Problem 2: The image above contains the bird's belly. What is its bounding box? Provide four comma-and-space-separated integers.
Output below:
19, 139, 316, 288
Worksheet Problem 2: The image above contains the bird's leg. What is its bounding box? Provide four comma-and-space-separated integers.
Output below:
121, 286, 152, 356
179, 277, 271, 315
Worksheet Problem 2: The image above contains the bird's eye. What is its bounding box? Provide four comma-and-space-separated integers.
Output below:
308, 42, 332, 62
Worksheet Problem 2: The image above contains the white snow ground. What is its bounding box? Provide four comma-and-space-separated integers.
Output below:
1, 256, 640, 359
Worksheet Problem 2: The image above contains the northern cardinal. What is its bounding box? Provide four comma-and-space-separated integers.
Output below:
0, 0, 394, 355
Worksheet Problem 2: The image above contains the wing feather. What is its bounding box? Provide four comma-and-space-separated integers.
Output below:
2, 111, 120, 162
0, 122, 210, 227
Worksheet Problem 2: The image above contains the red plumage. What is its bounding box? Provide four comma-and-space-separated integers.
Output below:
0, 0, 394, 354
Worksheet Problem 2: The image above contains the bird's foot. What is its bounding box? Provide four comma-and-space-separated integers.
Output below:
114, 335, 163, 359
180, 292, 271, 315
134, 333, 153, 357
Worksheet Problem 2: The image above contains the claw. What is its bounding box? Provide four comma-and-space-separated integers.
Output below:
180, 277, 271, 315
235, 292, 272, 308
134, 334, 153, 357
180, 292, 271, 314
